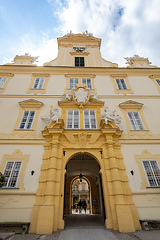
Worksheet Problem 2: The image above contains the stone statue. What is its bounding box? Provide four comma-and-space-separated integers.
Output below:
102, 108, 121, 126
41, 107, 60, 125
90, 93, 101, 101
63, 92, 72, 100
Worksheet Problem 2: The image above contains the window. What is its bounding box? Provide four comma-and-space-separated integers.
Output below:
32, 78, 45, 89
82, 185, 85, 191
116, 79, 127, 90
75, 57, 84, 67
155, 79, 160, 87
82, 78, 92, 89
19, 111, 35, 130
67, 110, 79, 129
3, 161, 22, 188
127, 112, 145, 130
142, 161, 160, 187
84, 110, 97, 129
0, 77, 7, 89
73, 185, 78, 191
69, 78, 79, 89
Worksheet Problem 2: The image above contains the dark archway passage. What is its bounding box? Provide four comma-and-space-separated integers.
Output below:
64, 153, 106, 226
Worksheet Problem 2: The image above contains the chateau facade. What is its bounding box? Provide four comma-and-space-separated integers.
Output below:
0, 32, 160, 234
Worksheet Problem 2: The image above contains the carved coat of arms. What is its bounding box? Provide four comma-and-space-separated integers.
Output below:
73, 84, 90, 108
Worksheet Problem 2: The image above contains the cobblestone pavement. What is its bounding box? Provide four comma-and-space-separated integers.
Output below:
0, 214, 160, 240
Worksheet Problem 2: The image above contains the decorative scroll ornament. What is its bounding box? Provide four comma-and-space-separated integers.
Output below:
41, 106, 60, 126
101, 107, 121, 126
73, 84, 90, 108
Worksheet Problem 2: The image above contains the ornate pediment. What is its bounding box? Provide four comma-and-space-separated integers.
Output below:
58, 32, 101, 47
119, 100, 143, 109
124, 55, 158, 68
19, 99, 44, 108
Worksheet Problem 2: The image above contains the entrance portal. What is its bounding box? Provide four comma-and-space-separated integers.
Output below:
64, 154, 105, 221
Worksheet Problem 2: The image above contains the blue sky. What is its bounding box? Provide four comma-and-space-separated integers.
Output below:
0, 0, 160, 67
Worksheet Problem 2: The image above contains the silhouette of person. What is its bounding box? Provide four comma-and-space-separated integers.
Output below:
83, 200, 87, 214
78, 199, 82, 214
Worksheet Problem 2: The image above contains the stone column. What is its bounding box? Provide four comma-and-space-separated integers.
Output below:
29, 140, 51, 233
29, 121, 63, 235
36, 134, 60, 234
101, 126, 138, 232
115, 142, 141, 231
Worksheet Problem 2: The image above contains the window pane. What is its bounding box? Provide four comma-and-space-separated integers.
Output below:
156, 79, 160, 87
33, 78, 45, 89
90, 111, 96, 128
19, 111, 35, 129
82, 78, 92, 89
75, 57, 84, 67
0, 77, 7, 88
116, 79, 122, 89
67, 110, 79, 129
69, 78, 79, 89
84, 110, 96, 129
3, 161, 22, 188
84, 111, 90, 128
128, 112, 145, 130
120, 79, 127, 89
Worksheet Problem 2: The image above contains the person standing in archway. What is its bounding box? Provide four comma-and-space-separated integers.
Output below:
78, 199, 82, 214
83, 200, 87, 214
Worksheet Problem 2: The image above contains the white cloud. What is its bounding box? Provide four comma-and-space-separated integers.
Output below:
3, 34, 58, 66
53, 0, 160, 67
2, 0, 160, 67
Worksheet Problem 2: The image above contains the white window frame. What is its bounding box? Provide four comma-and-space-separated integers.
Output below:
83, 110, 97, 129
3, 161, 22, 188
142, 160, 160, 187
67, 110, 80, 129
19, 111, 35, 130
116, 78, 128, 90
127, 112, 145, 130
69, 78, 79, 89
82, 78, 92, 89
0, 77, 7, 89
155, 79, 160, 87
32, 77, 45, 89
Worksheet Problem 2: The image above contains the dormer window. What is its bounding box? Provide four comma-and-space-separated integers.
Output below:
75, 57, 85, 67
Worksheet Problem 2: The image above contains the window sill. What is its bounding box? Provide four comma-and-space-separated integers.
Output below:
0, 187, 19, 190
30, 88, 44, 90
15, 129, 34, 131
146, 187, 160, 188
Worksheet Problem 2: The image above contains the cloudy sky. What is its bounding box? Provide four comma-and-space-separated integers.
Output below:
0, 0, 160, 67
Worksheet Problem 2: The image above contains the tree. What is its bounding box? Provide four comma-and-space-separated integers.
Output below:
0, 172, 5, 187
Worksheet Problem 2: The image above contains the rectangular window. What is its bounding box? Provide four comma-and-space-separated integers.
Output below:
84, 110, 97, 129
116, 79, 127, 90
33, 78, 45, 89
82, 78, 92, 89
142, 161, 160, 187
127, 112, 145, 130
19, 111, 35, 130
75, 57, 84, 67
69, 78, 79, 89
67, 110, 79, 129
0, 77, 7, 88
3, 161, 22, 188
155, 79, 160, 87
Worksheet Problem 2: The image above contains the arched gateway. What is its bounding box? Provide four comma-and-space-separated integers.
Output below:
29, 86, 141, 234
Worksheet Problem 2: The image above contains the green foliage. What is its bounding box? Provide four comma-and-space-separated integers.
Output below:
0, 172, 5, 187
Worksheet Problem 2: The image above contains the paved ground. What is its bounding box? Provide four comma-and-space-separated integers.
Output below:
0, 214, 160, 240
